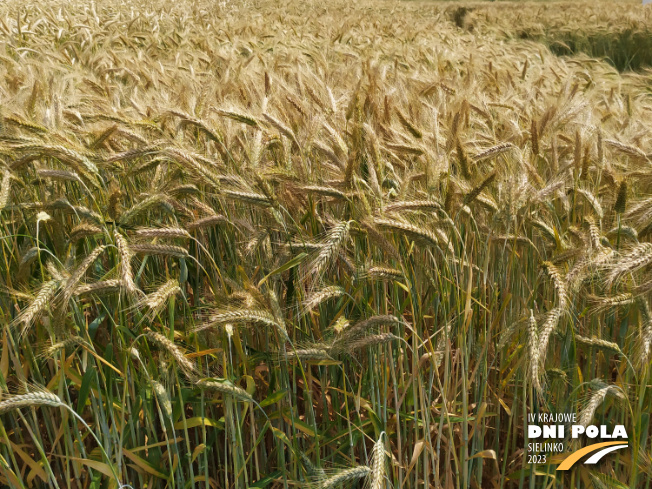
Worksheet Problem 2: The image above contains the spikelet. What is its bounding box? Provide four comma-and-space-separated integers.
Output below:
605, 139, 648, 161
0, 170, 12, 209
13, 280, 60, 335
106, 186, 122, 220
574, 336, 621, 354
530, 219, 557, 245
635, 298, 652, 369
69, 223, 103, 242
538, 307, 563, 362
606, 226, 638, 242
575, 188, 603, 220
551, 136, 559, 173
473, 143, 512, 162
140, 280, 182, 319
119, 194, 167, 225
169, 183, 199, 196
15, 143, 99, 178
0, 389, 64, 413
263, 113, 299, 148
396, 109, 422, 139
361, 266, 404, 282
145, 331, 196, 379
586, 293, 634, 313
37, 336, 89, 359
223, 190, 271, 207
74, 279, 122, 296
605, 243, 652, 286
374, 218, 439, 248
301, 286, 345, 315
114, 230, 138, 295
464, 171, 496, 205
198, 309, 287, 339
314, 466, 371, 489
288, 349, 335, 362
309, 220, 352, 277
531, 119, 539, 156
215, 108, 259, 127
527, 310, 541, 393
195, 378, 253, 402
384, 200, 441, 213
151, 381, 173, 418
135, 227, 191, 239
579, 382, 624, 428
541, 261, 568, 310
386, 143, 423, 156
323, 121, 348, 157
369, 433, 386, 489
46, 260, 63, 280
574, 131, 582, 173
339, 333, 399, 353
551, 248, 582, 265
187, 215, 227, 230
584, 217, 603, 251
299, 452, 326, 480
456, 139, 471, 179
336, 315, 402, 341
614, 181, 627, 214
91, 124, 118, 149
59, 246, 107, 303
497, 318, 524, 350
130, 244, 189, 258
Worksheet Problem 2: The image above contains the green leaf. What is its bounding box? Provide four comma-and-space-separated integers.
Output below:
179, 257, 188, 284
173, 417, 224, 430
257, 252, 307, 287
250, 471, 282, 488
271, 426, 292, 447
77, 367, 95, 414
260, 390, 286, 408
88, 312, 106, 341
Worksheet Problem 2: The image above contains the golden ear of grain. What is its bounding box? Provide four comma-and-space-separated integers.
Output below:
0, 390, 63, 413
456, 138, 471, 179
301, 286, 345, 315
464, 171, 496, 205
530, 119, 539, 156
315, 466, 371, 489
541, 261, 568, 310
579, 382, 624, 428
130, 243, 189, 258
473, 143, 512, 162
527, 310, 541, 393
0, 169, 12, 210
145, 331, 196, 379
308, 220, 352, 278
614, 181, 627, 214
395, 109, 423, 139
151, 381, 173, 418
369, 432, 386, 489
13, 280, 60, 335
198, 309, 288, 339
195, 378, 253, 402
114, 230, 138, 295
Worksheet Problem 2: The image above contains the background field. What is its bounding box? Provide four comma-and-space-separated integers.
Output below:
0, 0, 651, 488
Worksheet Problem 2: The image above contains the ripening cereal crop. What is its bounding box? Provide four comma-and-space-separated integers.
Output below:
0, 0, 651, 487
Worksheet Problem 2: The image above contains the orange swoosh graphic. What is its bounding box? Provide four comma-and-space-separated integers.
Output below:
557, 441, 627, 471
